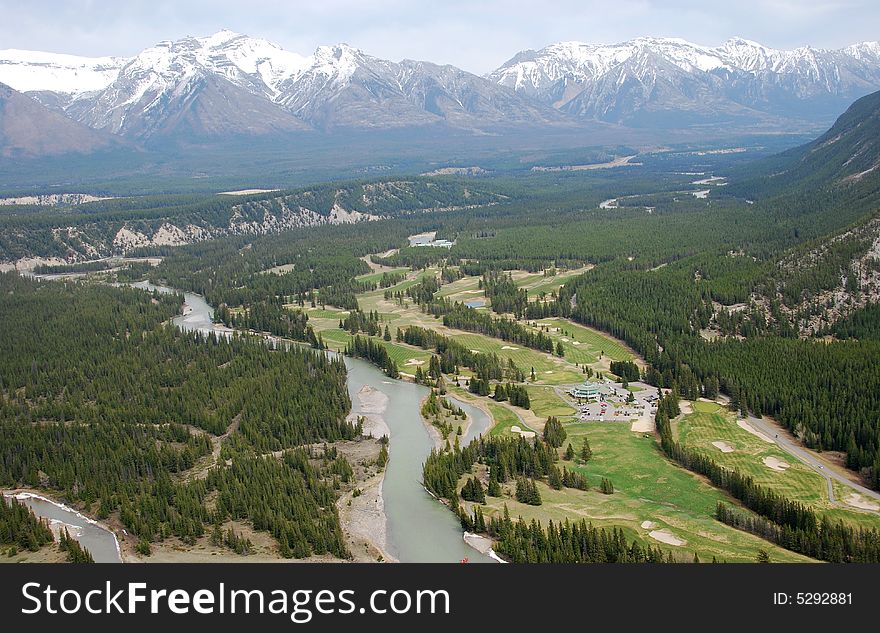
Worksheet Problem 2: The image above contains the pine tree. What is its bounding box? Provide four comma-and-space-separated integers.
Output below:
548, 466, 563, 490
487, 477, 501, 497
600, 477, 614, 495
543, 416, 567, 448
564, 444, 575, 461
580, 437, 593, 462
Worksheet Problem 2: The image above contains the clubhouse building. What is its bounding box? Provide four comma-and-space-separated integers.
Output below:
570, 382, 600, 401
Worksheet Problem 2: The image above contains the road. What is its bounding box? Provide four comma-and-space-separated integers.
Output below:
743, 413, 880, 508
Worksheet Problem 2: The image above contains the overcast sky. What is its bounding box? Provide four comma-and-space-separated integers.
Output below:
2, 0, 877, 74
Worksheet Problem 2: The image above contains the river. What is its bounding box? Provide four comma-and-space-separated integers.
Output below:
3, 492, 121, 563
345, 358, 493, 562
20, 278, 494, 563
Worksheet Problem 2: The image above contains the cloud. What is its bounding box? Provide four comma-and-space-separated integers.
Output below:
0, 0, 877, 73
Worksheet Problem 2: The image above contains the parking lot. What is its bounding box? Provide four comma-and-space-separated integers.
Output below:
567, 381, 662, 424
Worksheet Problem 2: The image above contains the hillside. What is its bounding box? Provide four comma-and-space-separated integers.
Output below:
0, 83, 120, 157
0, 178, 503, 263
730, 89, 880, 199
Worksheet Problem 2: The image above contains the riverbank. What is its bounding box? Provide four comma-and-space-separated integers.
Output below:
336, 439, 397, 563
2, 488, 123, 562
340, 385, 395, 561
416, 391, 504, 563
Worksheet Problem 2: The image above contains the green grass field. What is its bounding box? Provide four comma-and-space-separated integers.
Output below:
355, 267, 409, 286
676, 401, 880, 529
514, 267, 592, 299
527, 317, 636, 367
300, 260, 876, 561
526, 386, 577, 419
485, 401, 533, 437
473, 422, 813, 562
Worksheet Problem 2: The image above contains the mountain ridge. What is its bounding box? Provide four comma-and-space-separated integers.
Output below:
1, 31, 879, 156
489, 37, 880, 126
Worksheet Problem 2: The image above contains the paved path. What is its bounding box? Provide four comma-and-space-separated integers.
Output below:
743, 413, 880, 508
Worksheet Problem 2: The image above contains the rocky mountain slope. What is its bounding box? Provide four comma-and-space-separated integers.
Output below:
0, 179, 502, 263
489, 37, 880, 127
0, 82, 120, 157
0, 30, 564, 143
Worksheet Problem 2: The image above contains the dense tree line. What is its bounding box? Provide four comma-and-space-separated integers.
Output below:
0, 496, 54, 553
0, 273, 359, 559
715, 502, 880, 563
397, 325, 506, 381
346, 335, 400, 378
485, 511, 674, 563
59, 528, 94, 563
441, 303, 555, 353
482, 271, 529, 318
610, 360, 641, 382
216, 299, 323, 347
423, 435, 562, 501
827, 304, 880, 341
342, 310, 382, 336
489, 383, 531, 408
543, 417, 567, 448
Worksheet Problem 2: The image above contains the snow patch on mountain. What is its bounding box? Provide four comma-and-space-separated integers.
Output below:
0, 49, 126, 94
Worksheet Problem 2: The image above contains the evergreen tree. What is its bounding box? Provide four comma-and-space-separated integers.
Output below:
580, 438, 593, 462
543, 417, 567, 448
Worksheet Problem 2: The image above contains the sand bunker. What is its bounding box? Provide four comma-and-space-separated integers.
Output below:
404, 359, 425, 366
631, 417, 654, 433
501, 345, 519, 350
763, 456, 790, 472
712, 440, 735, 453
737, 420, 775, 444
679, 401, 693, 414
844, 494, 880, 511
510, 425, 536, 439
649, 529, 686, 546
470, 349, 481, 354
640, 520, 657, 530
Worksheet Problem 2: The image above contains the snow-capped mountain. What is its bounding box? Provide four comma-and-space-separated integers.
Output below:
2, 31, 879, 149
489, 37, 880, 126
0, 30, 563, 141
0, 49, 126, 95
272, 44, 563, 129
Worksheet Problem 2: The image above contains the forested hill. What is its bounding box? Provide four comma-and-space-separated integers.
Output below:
0, 273, 359, 559
730, 89, 880, 199
0, 177, 501, 263
718, 91, 880, 337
